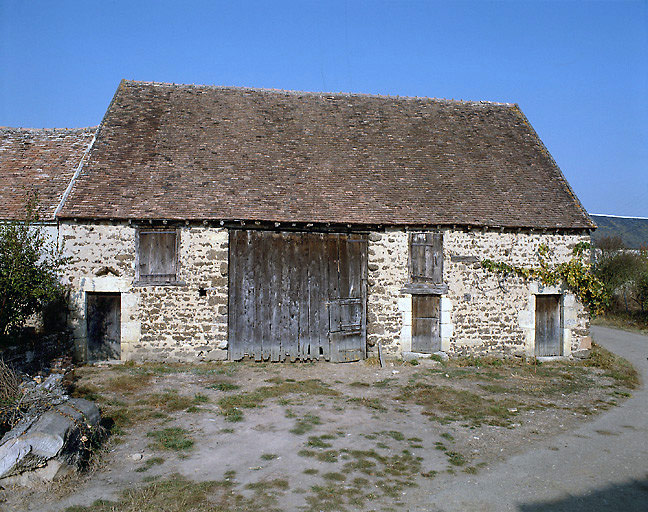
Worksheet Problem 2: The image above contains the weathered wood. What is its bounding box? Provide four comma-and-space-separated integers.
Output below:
535, 295, 562, 356
228, 231, 242, 360
401, 282, 449, 295
228, 230, 367, 362
412, 295, 441, 353
138, 230, 177, 283
409, 232, 443, 284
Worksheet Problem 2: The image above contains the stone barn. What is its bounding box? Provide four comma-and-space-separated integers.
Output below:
14, 80, 596, 362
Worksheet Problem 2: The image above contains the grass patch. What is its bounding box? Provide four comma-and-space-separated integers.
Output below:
208, 382, 241, 392
397, 384, 519, 426
219, 380, 338, 421
347, 397, 387, 411
290, 413, 322, 435
106, 373, 153, 393
135, 457, 165, 473
147, 428, 194, 452
64, 473, 286, 512
260, 453, 278, 461
582, 342, 639, 389
192, 393, 209, 404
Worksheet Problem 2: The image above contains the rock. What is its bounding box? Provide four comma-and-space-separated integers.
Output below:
129, 453, 143, 461
0, 398, 100, 480
572, 349, 591, 359
433, 351, 449, 361
0, 459, 73, 488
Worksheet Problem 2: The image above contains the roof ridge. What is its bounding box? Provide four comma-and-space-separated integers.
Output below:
120, 79, 515, 107
0, 126, 98, 132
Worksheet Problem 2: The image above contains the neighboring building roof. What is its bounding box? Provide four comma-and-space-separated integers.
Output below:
590, 214, 648, 249
0, 127, 96, 221
58, 80, 594, 229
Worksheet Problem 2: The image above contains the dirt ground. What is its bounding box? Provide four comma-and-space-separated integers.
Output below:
0, 347, 637, 512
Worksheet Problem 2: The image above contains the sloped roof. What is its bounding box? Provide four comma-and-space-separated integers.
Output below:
0, 127, 96, 221
58, 80, 594, 229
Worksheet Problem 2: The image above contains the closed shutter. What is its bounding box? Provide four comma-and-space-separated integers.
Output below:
410, 232, 443, 283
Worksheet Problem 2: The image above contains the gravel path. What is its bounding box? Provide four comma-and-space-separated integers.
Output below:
420, 325, 648, 512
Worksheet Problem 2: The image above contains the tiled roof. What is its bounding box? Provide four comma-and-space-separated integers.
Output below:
58, 80, 594, 229
0, 127, 96, 221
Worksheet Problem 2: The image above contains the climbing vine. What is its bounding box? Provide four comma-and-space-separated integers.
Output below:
481, 242, 609, 316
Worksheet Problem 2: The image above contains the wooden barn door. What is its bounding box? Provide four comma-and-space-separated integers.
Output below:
535, 295, 562, 356
228, 230, 367, 362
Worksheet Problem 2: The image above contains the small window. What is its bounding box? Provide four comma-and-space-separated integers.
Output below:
409, 232, 443, 283
137, 229, 178, 284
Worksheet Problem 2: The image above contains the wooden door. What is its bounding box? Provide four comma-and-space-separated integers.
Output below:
412, 295, 441, 353
228, 230, 367, 362
86, 292, 121, 360
535, 295, 562, 356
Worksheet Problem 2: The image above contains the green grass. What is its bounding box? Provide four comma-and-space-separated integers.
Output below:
260, 453, 278, 461
135, 457, 165, 473
290, 413, 322, 435
64, 473, 286, 512
146, 428, 194, 452
208, 382, 241, 392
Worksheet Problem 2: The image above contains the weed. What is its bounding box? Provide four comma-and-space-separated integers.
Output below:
583, 343, 639, 389
192, 393, 209, 404
347, 397, 387, 411
290, 413, 322, 435
303, 468, 319, 475
106, 373, 153, 393
446, 451, 466, 466
374, 378, 396, 388
350, 381, 370, 387
208, 382, 240, 392
307, 436, 332, 448
146, 428, 194, 451
135, 457, 165, 473
322, 472, 346, 482
260, 453, 278, 461
440, 432, 454, 442
380, 430, 405, 441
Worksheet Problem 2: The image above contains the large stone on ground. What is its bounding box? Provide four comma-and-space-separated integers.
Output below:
0, 398, 100, 481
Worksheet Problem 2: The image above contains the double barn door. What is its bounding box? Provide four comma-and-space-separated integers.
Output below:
229, 230, 367, 362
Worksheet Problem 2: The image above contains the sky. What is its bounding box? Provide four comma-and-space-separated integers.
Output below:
1, 0, 646, 217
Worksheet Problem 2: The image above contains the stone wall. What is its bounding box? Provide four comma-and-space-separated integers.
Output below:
59, 221, 590, 362
58, 221, 228, 362
367, 228, 591, 357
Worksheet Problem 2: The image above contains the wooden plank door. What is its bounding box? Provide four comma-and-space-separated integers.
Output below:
411, 295, 441, 353
228, 230, 367, 362
328, 234, 367, 362
86, 292, 121, 361
535, 295, 562, 356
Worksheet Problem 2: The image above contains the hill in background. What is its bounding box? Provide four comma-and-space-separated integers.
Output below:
590, 214, 648, 249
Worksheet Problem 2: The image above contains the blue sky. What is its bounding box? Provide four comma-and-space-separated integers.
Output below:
1, 0, 646, 217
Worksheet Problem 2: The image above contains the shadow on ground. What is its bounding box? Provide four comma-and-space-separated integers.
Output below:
518, 476, 648, 512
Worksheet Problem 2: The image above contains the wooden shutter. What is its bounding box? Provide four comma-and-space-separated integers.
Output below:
410, 232, 443, 283
138, 230, 177, 283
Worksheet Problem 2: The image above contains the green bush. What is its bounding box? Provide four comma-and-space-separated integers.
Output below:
0, 196, 68, 338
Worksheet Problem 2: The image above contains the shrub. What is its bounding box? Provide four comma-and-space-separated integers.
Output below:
0, 195, 68, 339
